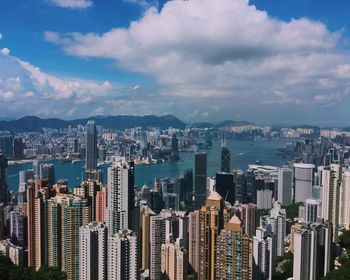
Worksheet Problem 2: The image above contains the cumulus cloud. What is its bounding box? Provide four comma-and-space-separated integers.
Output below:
1, 48, 10, 56
44, 0, 350, 123
51, 0, 93, 9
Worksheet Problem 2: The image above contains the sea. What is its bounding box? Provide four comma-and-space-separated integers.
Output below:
7, 138, 296, 192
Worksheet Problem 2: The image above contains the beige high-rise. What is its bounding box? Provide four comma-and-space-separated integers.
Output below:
198, 191, 231, 280
216, 215, 252, 280
161, 242, 188, 280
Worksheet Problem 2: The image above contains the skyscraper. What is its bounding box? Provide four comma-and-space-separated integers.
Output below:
277, 167, 293, 206
194, 152, 207, 207
215, 172, 235, 204
232, 202, 257, 237
171, 133, 179, 161
161, 240, 188, 280
0, 154, 8, 204
256, 189, 272, 209
321, 164, 341, 241
293, 222, 333, 280
198, 191, 231, 280
304, 198, 321, 223
253, 227, 275, 280
9, 211, 25, 246
96, 186, 107, 223
86, 120, 97, 171
107, 160, 135, 236
188, 210, 199, 273
216, 215, 252, 280
108, 229, 139, 280
294, 163, 315, 203
79, 222, 107, 280
0, 135, 13, 159
221, 146, 230, 173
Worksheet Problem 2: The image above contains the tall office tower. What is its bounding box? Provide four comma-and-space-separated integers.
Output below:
107, 160, 135, 236
73, 138, 78, 153
341, 170, 350, 228
194, 152, 207, 207
233, 169, 246, 203
96, 186, 107, 223
216, 215, 252, 280
61, 196, 91, 280
0, 154, 8, 205
232, 202, 257, 237
198, 191, 231, 280
108, 229, 139, 280
33, 160, 41, 179
170, 133, 179, 161
19, 169, 34, 184
188, 210, 199, 273
215, 172, 235, 204
221, 146, 230, 173
9, 211, 24, 246
293, 222, 333, 280
183, 168, 193, 202
140, 206, 155, 271
304, 198, 321, 223
0, 135, 13, 159
256, 189, 272, 209
79, 222, 107, 280
294, 163, 315, 203
13, 137, 24, 160
86, 120, 98, 171
253, 227, 275, 280
321, 164, 341, 240
86, 169, 103, 184
39, 164, 55, 187
161, 240, 188, 280
261, 202, 286, 257
277, 167, 293, 206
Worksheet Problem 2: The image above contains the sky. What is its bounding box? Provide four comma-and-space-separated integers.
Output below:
1, 0, 350, 125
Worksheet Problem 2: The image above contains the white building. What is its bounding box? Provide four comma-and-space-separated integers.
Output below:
304, 198, 321, 224
293, 222, 332, 280
257, 189, 273, 209
278, 168, 293, 206
79, 222, 107, 280
341, 170, 350, 228
294, 163, 315, 203
0, 239, 24, 266
108, 229, 139, 280
253, 227, 275, 280
107, 160, 135, 236
321, 164, 341, 240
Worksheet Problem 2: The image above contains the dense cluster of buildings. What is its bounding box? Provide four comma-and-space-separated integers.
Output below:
1, 120, 350, 279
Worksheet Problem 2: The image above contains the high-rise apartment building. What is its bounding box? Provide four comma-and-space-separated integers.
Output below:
216, 215, 252, 280
232, 202, 257, 237
321, 164, 341, 240
9, 210, 25, 246
188, 210, 199, 273
107, 160, 135, 236
86, 120, 97, 171
161, 241, 188, 280
79, 222, 107, 280
293, 222, 333, 280
277, 167, 293, 206
304, 198, 321, 223
257, 189, 272, 209
140, 205, 155, 271
253, 227, 275, 280
108, 229, 139, 280
198, 191, 231, 280
294, 163, 315, 203
341, 170, 350, 228
96, 186, 107, 223
194, 152, 207, 207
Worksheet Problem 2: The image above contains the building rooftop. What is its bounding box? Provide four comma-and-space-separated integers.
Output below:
207, 191, 222, 201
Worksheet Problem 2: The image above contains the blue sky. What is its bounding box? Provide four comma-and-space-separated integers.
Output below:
1, 0, 350, 125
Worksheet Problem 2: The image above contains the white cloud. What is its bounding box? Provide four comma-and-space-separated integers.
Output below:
0, 34, 3, 40
51, 0, 93, 9
1, 48, 10, 56
0, 91, 14, 101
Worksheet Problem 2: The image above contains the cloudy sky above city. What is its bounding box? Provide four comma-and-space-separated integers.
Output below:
1, 0, 350, 125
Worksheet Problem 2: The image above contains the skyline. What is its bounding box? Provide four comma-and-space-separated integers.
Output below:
1, 0, 350, 125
